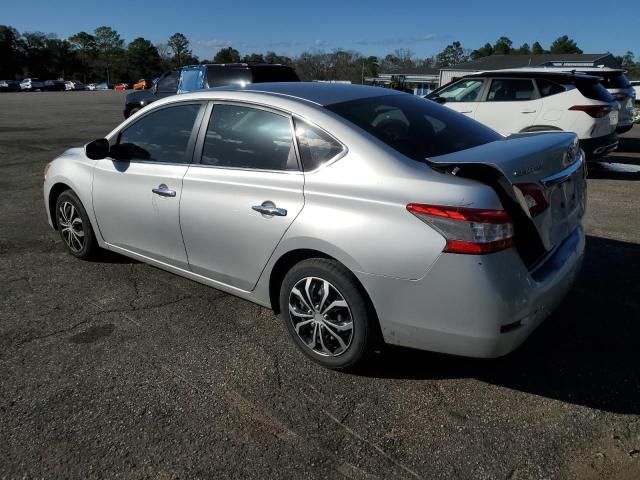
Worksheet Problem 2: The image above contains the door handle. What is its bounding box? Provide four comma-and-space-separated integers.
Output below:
459, 110, 473, 114
152, 184, 176, 197
521, 109, 537, 113
252, 201, 287, 217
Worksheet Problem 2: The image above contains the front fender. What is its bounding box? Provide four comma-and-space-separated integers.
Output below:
43, 149, 105, 247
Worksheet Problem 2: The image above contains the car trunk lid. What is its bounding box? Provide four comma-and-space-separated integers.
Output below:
427, 132, 586, 268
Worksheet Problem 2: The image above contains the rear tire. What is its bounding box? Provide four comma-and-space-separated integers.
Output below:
55, 190, 97, 260
279, 258, 377, 370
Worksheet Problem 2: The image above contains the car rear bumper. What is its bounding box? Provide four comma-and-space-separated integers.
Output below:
580, 133, 618, 159
357, 226, 585, 358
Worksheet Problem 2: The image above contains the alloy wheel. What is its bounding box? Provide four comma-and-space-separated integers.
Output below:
288, 277, 354, 356
58, 201, 85, 252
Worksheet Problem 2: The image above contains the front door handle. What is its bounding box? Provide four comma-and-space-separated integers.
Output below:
521, 109, 537, 113
252, 201, 287, 217
152, 184, 176, 197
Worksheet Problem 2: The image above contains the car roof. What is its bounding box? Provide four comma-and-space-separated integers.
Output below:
463, 69, 603, 81
202, 82, 403, 106
183, 63, 292, 69
513, 66, 625, 74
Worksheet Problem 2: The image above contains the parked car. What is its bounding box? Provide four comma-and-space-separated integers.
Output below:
86, 83, 96, 91
525, 67, 635, 134
44, 83, 586, 370
133, 78, 150, 90
0, 80, 21, 92
428, 70, 619, 159
95, 82, 114, 90
123, 63, 300, 117
65, 80, 85, 91
44, 80, 66, 92
114, 83, 129, 91
630, 81, 640, 103
20, 78, 45, 91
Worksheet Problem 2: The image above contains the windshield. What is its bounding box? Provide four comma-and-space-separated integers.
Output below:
326, 94, 501, 160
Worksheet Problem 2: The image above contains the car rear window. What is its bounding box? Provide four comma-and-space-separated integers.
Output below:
574, 79, 615, 102
596, 72, 631, 89
326, 94, 501, 160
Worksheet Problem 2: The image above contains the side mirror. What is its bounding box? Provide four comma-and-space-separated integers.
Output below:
85, 138, 110, 160
433, 96, 447, 104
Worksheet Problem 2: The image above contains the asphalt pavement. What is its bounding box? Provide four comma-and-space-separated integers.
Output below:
1, 91, 639, 479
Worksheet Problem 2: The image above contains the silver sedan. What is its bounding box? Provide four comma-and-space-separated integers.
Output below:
43, 83, 586, 370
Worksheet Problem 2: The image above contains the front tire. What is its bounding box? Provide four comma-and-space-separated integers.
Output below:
279, 258, 377, 370
55, 190, 97, 259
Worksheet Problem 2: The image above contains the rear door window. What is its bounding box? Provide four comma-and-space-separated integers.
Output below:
536, 79, 566, 97
201, 104, 297, 170
487, 79, 536, 101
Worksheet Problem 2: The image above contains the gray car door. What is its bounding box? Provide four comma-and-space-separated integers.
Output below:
92, 102, 205, 269
180, 102, 304, 291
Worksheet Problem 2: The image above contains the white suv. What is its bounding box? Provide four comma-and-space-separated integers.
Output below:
428, 70, 619, 159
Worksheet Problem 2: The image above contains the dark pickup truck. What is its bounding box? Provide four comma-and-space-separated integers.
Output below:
123, 63, 300, 118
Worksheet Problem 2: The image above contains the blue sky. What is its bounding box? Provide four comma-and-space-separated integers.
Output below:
4, 0, 638, 60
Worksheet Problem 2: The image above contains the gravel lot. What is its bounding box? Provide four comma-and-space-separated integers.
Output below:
1, 91, 639, 479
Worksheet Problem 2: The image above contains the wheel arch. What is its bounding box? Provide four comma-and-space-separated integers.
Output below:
268, 248, 377, 323
48, 182, 72, 230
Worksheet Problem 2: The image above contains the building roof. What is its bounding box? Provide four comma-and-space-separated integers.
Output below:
442, 53, 618, 71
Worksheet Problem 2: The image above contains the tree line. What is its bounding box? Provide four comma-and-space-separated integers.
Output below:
1, 24, 637, 83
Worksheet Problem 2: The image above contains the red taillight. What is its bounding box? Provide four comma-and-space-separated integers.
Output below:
569, 105, 612, 118
513, 183, 549, 217
406, 203, 514, 255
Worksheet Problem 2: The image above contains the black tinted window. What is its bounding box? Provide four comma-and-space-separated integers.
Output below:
157, 71, 179, 92
575, 79, 614, 102
596, 72, 631, 88
327, 94, 500, 160
251, 66, 300, 83
206, 68, 251, 87
294, 119, 343, 170
202, 104, 297, 170
116, 104, 200, 163
537, 79, 565, 97
487, 79, 535, 101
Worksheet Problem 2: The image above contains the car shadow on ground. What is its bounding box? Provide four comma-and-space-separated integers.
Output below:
619, 136, 640, 153
90, 248, 138, 264
360, 235, 640, 415
588, 159, 640, 181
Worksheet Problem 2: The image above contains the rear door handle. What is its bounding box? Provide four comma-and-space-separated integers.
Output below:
152, 184, 176, 197
252, 201, 287, 217
521, 109, 537, 113
459, 110, 473, 114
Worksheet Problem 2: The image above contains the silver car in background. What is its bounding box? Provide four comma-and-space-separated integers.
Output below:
43, 83, 586, 370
